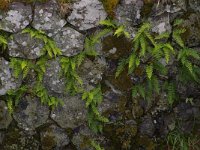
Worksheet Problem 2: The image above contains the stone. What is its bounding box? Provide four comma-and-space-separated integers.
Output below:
40, 124, 70, 149
0, 2, 32, 33
8, 32, 44, 59
181, 13, 200, 47
51, 94, 87, 129
2, 126, 39, 150
13, 95, 49, 131
0, 101, 12, 129
67, 0, 107, 30
189, 0, 200, 12
43, 58, 66, 94
0, 58, 21, 95
139, 115, 155, 137
32, 0, 66, 37
52, 27, 85, 57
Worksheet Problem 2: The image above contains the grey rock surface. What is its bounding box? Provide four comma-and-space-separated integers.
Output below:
52, 27, 85, 57
139, 115, 155, 137
8, 32, 44, 59
67, 0, 107, 30
40, 124, 70, 149
0, 101, 12, 129
0, 2, 32, 33
51, 94, 87, 129
13, 95, 49, 131
43, 58, 66, 94
32, 0, 66, 37
0, 58, 21, 95
189, 0, 200, 12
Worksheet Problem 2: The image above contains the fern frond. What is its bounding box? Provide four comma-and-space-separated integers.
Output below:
146, 63, 153, 79
155, 32, 170, 40
115, 58, 128, 78
99, 19, 116, 28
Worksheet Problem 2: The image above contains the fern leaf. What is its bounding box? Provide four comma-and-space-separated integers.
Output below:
115, 58, 127, 78
155, 32, 170, 40
146, 63, 153, 79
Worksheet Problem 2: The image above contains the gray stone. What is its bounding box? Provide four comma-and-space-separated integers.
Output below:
139, 115, 155, 137
2, 127, 39, 150
0, 58, 21, 95
51, 94, 87, 129
0, 2, 32, 33
67, 0, 107, 30
189, 0, 200, 12
115, 0, 143, 31
40, 124, 70, 149
32, 0, 66, 37
43, 58, 66, 94
52, 27, 85, 57
0, 101, 12, 129
13, 95, 49, 131
8, 32, 45, 59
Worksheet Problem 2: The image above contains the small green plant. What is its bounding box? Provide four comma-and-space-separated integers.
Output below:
82, 86, 109, 133
0, 33, 7, 51
91, 140, 104, 150
22, 28, 62, 58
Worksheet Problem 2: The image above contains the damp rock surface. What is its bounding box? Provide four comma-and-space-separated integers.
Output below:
32, 0, 66, 37
8, 32, 44, 59
0, 58, 21, 95
40, 124, 70, 149
51, 94, 87, 129
13, 95, 49, 131
52, 27, 85, 57
0, 101, 12, 129
0, 2, 32, 33
67, 0, 107, 30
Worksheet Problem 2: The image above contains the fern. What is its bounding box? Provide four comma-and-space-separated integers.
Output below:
115, 58, 128, 78
146, 63, 153, 79
165, 82, 176, 105
82, 86, 109, 133
0, 34, 7, 50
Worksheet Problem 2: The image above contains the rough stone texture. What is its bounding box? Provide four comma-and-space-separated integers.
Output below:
43, 58, 66, 94
182, 13, 200, 47
2, 127, 40, 150
79, 57, 107, 91
52, 27, 85, 57
67, 0, 107, 30
0, 2, 32, 33
139, 115, 155, 137
189, 0, 200, 12
115, 0, 143, 37
13, 95, 49, 131
40, 124, 70, 149
32, 0, 66, 37
8, 32, 45, 59
0, 101, 12, 129
51, 94, 87, 129
0, 58, 21, 95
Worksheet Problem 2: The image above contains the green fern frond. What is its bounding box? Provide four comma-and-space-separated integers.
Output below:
146, 63, 153, 79
115, 58, 128, 78
173, 19, 184, 26
166, 82, 176, 105
155, 32, 170, 40
99, 19, 116, 28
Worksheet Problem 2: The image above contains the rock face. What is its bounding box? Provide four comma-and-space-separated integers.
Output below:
52, 27, 85, 57
32, 0, 66, 37
0, 2, 32, 33
43, 58, 66, 94
67, 0, 107, 30
0, 101, 12, 129
0, 58, 21, 95
40, 124, 70, 149
13, 95, 49, 131
8, 32, 44, 59
51, 94, 87, 129
189, 0, 200, 12
139, 115, 155, 137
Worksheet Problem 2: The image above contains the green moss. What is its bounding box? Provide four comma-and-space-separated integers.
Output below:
101, 0, 119, 18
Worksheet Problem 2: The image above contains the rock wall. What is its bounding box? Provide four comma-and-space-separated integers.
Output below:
0, 0, 200, 149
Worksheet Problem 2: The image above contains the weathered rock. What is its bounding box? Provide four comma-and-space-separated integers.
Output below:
52, 27, 85, 57
0, 58, 21, 95
182, 13, 200, 47
8, 32, 44, 59
43, 58, 66, 94
40, 124, 70, 149
0, 2, 32, 33
139, 115, 155, 137
0, 101, 12, 129
32, 0, 66, 37
79, 57, 107, 91
189, 0, 200, 12
2, 126, 39, 150
13, 95, 49, 131
67, 0, 107, 30
115, 0, 143, 36
51, 94, 87, 129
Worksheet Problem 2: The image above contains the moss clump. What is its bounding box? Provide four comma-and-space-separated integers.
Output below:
101, 0, 119, 18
